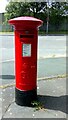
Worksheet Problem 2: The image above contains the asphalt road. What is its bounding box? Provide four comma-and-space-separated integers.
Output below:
1, 57, 66, 85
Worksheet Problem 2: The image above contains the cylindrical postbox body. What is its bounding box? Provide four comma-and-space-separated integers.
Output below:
9, 16, 43, 106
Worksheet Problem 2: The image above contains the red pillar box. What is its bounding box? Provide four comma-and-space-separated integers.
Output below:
9, 16, 43, 106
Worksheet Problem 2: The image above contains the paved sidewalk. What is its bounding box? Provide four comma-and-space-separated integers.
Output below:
1, 78, 67, 118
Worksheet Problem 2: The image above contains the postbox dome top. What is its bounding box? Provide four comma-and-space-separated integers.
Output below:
9, 16, 43, 29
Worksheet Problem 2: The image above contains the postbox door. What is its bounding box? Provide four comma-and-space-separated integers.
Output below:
19, 35, 37, 90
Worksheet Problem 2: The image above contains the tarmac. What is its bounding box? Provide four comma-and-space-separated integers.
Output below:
0, 77, 67, 119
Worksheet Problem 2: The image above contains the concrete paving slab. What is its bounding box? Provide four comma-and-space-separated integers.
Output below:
3, 102, 66, 118
1, 78, 67, 118
37, 78, 66, 96
2, 86, 15, 117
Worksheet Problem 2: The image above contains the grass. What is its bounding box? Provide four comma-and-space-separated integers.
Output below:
39, 31, 68, 35
31, 101, 46, 111
0, 32, 14, 34
0, 31, 68, 35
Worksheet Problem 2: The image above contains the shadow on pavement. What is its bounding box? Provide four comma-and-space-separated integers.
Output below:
0, 75, 15, 79
38, 95, 68, 114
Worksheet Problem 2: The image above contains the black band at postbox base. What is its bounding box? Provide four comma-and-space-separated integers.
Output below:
15, 88, 37, 106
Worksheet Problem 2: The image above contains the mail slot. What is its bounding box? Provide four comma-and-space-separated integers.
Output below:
20, 35, 34, 38
9, 16, 43, 106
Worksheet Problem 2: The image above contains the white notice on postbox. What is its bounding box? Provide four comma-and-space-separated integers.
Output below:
23, 44, 31, 57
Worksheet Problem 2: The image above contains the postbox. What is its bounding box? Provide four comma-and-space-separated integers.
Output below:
9, 16, 43, 106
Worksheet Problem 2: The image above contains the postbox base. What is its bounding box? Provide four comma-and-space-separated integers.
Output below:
15, 88, 37, 106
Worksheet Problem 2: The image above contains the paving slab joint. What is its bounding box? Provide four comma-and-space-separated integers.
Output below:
2, 100, 15, 118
